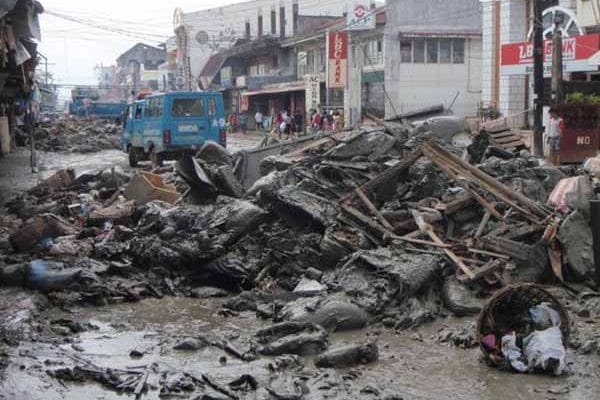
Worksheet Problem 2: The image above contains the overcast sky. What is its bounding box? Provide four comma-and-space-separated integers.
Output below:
39, 0, 245, 102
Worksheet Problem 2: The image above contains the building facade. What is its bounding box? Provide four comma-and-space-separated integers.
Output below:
480, 0, 600, 125
385, 0, 483, 119
200, 5, 385, 130
116, 43, 167, 96
173, 0, 359, 91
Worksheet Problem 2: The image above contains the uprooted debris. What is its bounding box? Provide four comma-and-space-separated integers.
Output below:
36, 118, 121, 153
2, 119, 598, 396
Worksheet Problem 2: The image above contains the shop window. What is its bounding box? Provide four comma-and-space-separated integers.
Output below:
400, 39, 412, 63
414, 38, 425, 63
453, 39, 465, 64
427, 39, 438, 63
439, 39, 452, 63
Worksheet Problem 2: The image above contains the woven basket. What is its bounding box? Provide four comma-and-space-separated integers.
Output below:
477, 283, 569, 364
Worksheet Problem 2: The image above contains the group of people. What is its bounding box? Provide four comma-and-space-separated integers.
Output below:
267, 110, 304, 140
228, 107, 346, 140
308, 109, 344, 134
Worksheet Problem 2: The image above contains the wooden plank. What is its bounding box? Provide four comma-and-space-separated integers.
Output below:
342, 205, 447, 248
470, 259, 505, 280
490, 131, 519, 140
468, 248, 511, 260
498, 140, 525, 149
422, 142, 547, 222
340, 147, 423, 204
494, 135, 524, 144
411, 210, 475, 279
355, 188, 394, 230
475, 211, 491, 238
436, 195, 474, 215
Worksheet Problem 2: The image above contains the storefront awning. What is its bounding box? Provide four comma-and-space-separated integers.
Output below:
243, 81, 306, 97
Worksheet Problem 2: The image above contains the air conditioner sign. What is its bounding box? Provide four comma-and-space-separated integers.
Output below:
501, 33, 600, 76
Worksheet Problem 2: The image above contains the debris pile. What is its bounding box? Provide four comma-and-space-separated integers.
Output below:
2, 119, 599, 395
36, 118, 121, 153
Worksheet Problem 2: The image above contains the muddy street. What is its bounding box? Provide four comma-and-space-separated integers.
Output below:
2, 296, 600, 400
1, 114, 600, 400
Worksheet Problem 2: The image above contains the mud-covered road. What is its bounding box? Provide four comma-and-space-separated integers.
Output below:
2, 295, 600, 400
2, 130, 600, 400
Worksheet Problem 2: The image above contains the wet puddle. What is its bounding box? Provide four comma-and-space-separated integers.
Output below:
2, 297, 599, 400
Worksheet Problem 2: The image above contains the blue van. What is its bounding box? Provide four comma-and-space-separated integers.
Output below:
121, 92, 226, 167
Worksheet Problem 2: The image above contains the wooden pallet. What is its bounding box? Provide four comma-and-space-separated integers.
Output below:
488, 129, 526, 150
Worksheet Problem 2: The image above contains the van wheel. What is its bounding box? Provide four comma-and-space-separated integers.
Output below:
128, 147, 139, 167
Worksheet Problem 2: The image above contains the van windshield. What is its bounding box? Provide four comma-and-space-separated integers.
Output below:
172, 98, 204, 117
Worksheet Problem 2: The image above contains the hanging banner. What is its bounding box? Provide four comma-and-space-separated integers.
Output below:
347, 3, 376, 31
305, 75, 320, 112
327, 31, 348, 89
501, 33, 600, 76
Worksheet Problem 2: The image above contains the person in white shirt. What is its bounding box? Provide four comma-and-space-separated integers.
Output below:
254, 110, 263, 132
547, 108, 564, 165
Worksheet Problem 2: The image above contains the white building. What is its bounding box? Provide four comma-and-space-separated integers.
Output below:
173, 0, 358, 90
384, 0, 483, 119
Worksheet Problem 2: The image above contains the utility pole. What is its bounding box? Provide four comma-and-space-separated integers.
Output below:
551, 14, 564, 106
532, 0, 545, 157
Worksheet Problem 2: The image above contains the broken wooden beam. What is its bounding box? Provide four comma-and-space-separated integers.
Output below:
475, 211, 492, 239
411, 209, 475, 279
479, 236, 533, 261
355, 188, 394, 230
340, 147, 423, 204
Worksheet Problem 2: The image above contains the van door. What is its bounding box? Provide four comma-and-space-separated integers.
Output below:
142, 96, 165, 152
206, 96, 224, 143
130, 102, 145, 148
121, 105, 131, 151
169, 96, 210, 148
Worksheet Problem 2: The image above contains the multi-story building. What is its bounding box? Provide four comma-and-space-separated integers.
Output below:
480, 0, 600, 127
172, 0, 359, 91
116, 43, 167, 96
197, 4, 384, 130
385, 0, 483, 119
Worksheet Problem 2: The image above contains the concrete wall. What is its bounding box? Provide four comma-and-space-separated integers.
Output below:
362, 82, 385, 116
179, 0, 357, 83
498, 0, 528, 118
385, 0, 482, 118
481, 0, 498, 107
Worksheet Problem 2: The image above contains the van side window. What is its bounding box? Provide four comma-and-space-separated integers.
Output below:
135, 105, 143, 119
173, 98, 204, 117
156, 97, 164, 118
208, 98, 217, 116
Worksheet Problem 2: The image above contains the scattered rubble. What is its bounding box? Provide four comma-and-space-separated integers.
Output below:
36, 118, 121, 153
2, 117, 600, 397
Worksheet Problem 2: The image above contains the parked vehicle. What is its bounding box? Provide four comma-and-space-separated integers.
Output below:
121, 92, 227, 167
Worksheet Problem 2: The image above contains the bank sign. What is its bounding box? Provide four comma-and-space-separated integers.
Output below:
327, 31, 348, 89
501, 33, 600, 76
